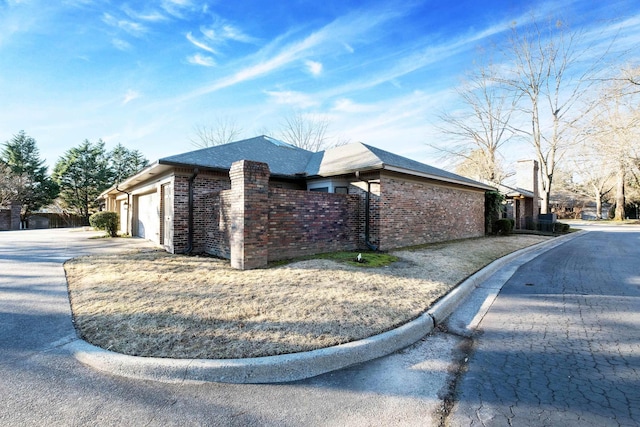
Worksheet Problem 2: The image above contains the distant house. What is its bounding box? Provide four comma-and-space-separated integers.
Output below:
100, 136, 494, 269
493, 160, 540, 230
0, 202, 21, 231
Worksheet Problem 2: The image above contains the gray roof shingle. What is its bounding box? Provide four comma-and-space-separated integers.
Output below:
157, 136, 491, 190
159, 136, 314, 177
305, 142, 491, 189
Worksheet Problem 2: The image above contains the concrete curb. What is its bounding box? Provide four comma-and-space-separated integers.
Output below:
427, 230, 585, 324
67, 312, 435, 384
65, 231, 586, 384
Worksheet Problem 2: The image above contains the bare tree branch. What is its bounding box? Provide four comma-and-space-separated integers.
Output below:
190, 116, 243, 148
278, 110, 330, 151
434, 63, 520, 183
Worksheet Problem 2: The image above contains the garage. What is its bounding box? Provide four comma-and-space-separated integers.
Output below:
135, 192, 160, 243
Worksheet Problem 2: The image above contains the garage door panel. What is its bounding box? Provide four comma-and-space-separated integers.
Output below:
136, 192, 160, 243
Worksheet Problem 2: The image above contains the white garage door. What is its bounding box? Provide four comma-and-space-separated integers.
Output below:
136, 192, 159, 243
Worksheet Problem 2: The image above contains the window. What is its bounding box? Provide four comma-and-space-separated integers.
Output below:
334, 186, 348, 194
310, 187, 329, 192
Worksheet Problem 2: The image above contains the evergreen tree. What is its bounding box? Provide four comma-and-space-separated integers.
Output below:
0, 131, 59, 222
53, 139, 112, 224
109, 143, 149, 184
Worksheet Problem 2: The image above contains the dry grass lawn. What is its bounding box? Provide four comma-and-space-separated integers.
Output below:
65, 234, 552, 359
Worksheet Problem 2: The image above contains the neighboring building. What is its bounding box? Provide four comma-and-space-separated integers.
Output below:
580, 202, 612, 220
491, 160, 540, 230
100, 136, 494, 269
0, 202, 21, 231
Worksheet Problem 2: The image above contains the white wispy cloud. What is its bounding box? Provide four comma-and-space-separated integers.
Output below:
160, 0, 193, 19
201, 20, 258, 44
328, 89, 455, 158
265, 90, 318, 108
187, 53, 216, 67
186, 31, 217, 54
102, 13, 147, 37
122, 5, 168, 22
182, 4, 414, 99
305, 60, 323, 76
332, 98, 376, 113
185, 19, 258, 65
122, 89, 141, 105
313, 17, 521, 101
111, 38, 132, 51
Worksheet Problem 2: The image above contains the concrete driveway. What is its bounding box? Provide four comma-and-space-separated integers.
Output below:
1, 228, 467, 426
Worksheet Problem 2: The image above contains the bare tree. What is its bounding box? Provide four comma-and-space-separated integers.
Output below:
190, 116, 243, 148
589, 77, 640, 220
563, 150, 615, 220
279, 110, 330, 152
499, 17, 609, 214
454, 149, 507, 183
0, 164, 21, 208
622, 65, 640, 87
437, 64, 519, 183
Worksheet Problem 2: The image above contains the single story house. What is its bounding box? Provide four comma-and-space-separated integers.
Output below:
489, 159, 540, 230
100, 136, 494, 269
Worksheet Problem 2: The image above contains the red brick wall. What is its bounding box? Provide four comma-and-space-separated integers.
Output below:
203, 190, 232, 258
173, 170, 230, 254
194, 165, 486, 266
229, 161, 270, 269
347, 179, 381, 249
378, 173, 485, 249
267, 189, 360, 261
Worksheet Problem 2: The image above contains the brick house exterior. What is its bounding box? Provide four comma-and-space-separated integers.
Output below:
0, 202, 21, 231
100, 136, 494, 269
491, 160, 540, 230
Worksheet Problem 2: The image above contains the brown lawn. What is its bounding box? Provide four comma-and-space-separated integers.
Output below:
65, 234, 552, 359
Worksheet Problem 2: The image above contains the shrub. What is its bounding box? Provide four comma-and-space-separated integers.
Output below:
494, 218, 514, 235
485, 191, 505, 235
554, 222, 570, 233
89, 211, 119, 237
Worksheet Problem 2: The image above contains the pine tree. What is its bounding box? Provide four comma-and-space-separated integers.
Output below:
0, 131, 59, 223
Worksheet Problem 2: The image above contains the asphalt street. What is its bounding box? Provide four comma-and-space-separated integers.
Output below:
0, 228, 463, 426
448, 225, 640, 427
2, 226, 637, 426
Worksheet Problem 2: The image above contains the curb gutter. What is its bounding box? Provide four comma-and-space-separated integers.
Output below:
65, 231, 585, 384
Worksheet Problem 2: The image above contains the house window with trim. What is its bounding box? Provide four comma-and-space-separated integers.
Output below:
334, 186, 348, 194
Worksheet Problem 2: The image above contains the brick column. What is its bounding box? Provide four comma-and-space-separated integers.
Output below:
229, 160, 270, 270
10, 202, 21, 230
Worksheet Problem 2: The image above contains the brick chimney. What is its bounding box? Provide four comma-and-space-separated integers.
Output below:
516, 159, 539, 221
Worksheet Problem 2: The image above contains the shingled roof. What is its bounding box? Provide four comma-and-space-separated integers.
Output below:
159, 135, 314, 177
102, 135, 493, 196
306, 142, 492, 189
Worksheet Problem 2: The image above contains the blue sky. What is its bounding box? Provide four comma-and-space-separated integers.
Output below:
2, 0, 639, 172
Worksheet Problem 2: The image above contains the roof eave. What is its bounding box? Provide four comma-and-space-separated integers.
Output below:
99, 161, 174, 198
382, 165, 496, 191
306, 163, 384, 179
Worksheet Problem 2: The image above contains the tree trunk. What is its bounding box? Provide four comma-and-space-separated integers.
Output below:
614, 166, 625, 221
539, 166, 550, 215
595, 190, 603, 220
540, 190, 550, 215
